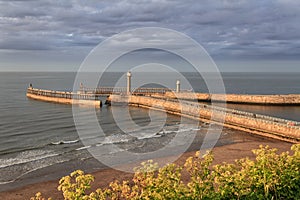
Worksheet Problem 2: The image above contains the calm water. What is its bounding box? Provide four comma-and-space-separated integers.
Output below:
0, 72, 299, 191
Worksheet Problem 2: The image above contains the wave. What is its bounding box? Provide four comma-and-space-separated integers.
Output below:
76, 145, 91, 151
0, 150, 59, 169
74, 126, 202, 152
136, 133, 162, 140
75, 133, 150, 151
156, 126, 199, 135
101, 135, 133, 145
51, 139, 79, 145
0, 158, 68, 185
0, 179, 15, 185
127, 130, 162, 140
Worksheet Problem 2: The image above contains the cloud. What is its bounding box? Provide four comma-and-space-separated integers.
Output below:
0, 0, 300, 70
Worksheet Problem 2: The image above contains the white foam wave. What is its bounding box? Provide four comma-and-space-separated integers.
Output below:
137, 133, 162, 140
51, 139, 79, 145
108, 148, 127, 154
158, 130, 174, 135
0, 179, 15, 185
135, 127, 200, 139
0, 158, 68, 185
76, 145, 91, 151
101, 135, 132, 145
0, 150, 59, 168
75, 126, 202, 151
128, 130, 161, 140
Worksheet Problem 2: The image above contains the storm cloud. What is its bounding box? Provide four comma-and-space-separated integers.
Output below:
0, 0, 300, 71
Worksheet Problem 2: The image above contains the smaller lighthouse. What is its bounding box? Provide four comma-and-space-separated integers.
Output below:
176, 80, 180, 93
127, 71, 132, 95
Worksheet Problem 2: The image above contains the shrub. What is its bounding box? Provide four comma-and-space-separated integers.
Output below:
213, 145, 300, 199
30, 192, 52, 200
57, 170, 94, 200
31, 144, 300, 200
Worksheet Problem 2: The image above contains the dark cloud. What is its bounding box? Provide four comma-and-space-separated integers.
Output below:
0, 0, 300, 70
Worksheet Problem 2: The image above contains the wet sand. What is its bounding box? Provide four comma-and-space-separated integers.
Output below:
0, 139, 294, 200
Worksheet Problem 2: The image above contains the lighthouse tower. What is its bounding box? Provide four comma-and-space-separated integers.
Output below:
127, 71, 132, 95
176, 80, 180, 93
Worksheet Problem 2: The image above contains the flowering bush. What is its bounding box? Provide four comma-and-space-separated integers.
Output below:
31, 144, 300, 200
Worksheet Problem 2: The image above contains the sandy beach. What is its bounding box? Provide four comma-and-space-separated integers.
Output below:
0, 139, 294, 200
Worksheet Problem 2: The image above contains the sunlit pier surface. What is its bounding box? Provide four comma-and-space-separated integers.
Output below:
27, 85, 300, 143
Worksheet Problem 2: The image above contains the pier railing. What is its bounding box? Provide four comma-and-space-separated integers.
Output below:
27, 86, 300, 141
166, 97, 300, 129
27, 87, 102, 100
108, 95, 299, 142
82, 87, 172, 95
27, 86, 172, 100
28, 87, 299, 129
127, 96, 300, 132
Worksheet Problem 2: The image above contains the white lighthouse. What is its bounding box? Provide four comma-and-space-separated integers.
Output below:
176, 80, 180, 93
127, 71, 132, 95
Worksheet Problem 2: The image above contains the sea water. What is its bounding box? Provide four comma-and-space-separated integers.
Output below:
0, 72, 299, 191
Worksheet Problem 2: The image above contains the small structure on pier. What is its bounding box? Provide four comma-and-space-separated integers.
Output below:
26, 70, 300, 143
127, 71, 132, 95
176, 80, 180, 93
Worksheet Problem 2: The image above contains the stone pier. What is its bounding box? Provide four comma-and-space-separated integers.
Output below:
108, 95, 300, 143
164, 92, 300, 105
27, 87, 102, 107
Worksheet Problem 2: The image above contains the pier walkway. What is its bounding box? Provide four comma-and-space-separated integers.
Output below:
83, 87, 172, 95
27, 86, 300, 143
108, 95, 300, 143
27, 87, 103, 106
26, 86, 172, 106
164, 92, 300, 105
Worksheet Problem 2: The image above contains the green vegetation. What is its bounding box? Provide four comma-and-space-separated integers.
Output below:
31, 144, 300, 200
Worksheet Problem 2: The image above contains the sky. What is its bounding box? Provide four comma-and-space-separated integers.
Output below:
0, 0, 299, 72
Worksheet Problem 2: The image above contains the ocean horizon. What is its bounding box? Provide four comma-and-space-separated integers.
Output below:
0, 71, 300, 192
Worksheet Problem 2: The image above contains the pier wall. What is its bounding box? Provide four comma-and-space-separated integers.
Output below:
26, 86, 300, 142
164, 92, 300, 105
27, 88, 102, 107
109, 95, 300, 143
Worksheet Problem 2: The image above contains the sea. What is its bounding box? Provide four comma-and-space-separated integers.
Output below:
0, 72, 300, 192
